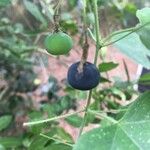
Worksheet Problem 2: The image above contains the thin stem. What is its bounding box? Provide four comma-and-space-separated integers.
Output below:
87, 28, 96, 42
88, 110, 118, 124
23, 109, 84, 127
123, 59, 130, 82
90, 109, 127, 114
103, 29, 135, 47
0, 87, 9, 101
102, 27, 135, 44
93, 0, 101, 65
40, 133, 73, 147
54, 0, 63, 14
83, 0, 87, 29
102, 21, 150, 47
53, 0, 63, 32
77, 0, 89, 72
77, 0, 101, 139
77, 0, 92, 137
77, 90, 92, 138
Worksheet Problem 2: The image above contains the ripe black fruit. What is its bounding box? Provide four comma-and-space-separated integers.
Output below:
67, 62, 100, 90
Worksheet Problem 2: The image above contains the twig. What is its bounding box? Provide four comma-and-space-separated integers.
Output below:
77, 90, 92, 138
102, 21, 150, 47
23, 109, 84, 127
123, 59, 130, 82
0, 87, 9, 101
40, 133, 73, 147
88, 110, 118, 124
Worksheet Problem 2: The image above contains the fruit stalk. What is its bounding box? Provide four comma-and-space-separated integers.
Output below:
53, 0, 62, 32
77, 0, 101, 139
77, 0, 89, 73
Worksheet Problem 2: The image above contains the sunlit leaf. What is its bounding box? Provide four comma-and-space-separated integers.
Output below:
136, 8, 150, 49
113, 32, 150, 69
44, 144, 71, 150
73, 92, 150, 150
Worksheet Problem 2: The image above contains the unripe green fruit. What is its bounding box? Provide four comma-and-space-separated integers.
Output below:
44, 32, 73, 55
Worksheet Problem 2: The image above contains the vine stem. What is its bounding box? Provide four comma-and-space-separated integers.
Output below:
88, 110, 118, 124
77, 90, 92, 138
23, 109, 84, 127
102, 27, 135, 44
102, 21, 150, 47
93, 0, 101, 65
53, 0, 63, 32
40, 133, 73, 147
77, 0, 89, 73
77, 0, 101, 139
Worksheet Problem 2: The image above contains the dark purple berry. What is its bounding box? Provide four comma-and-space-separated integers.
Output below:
67, 61, 100, 90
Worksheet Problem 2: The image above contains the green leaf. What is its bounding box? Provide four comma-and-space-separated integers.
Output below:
111, 87, 126, 101
99, 62, 118, 72
73, 92, 150, 150
0, 115, 12, 131
75, 91, 87, 99
136, 8, 150, 49
139, 73, 150, 85
137, 27, 150, 50
0, 137, 22, 148
100, 76, 111, 83
100, 118, 114, 128
136, 8, 150, 27
29, 135, 50, 150
42, 104, 56, 118
28, 111, 44, 134
55, 128, 73, 143
68, 0, 77, 10
0, 0, 11, 6
23, 0, 47, 27
29, 131, 56, 150
113, 32, 150, 69
44, 144, 71, 150
65, 114, 83, 128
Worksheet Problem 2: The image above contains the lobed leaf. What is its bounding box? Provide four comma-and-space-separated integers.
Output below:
73, 92, 150, 150
113, 32, 150, 69
136, 8, 150, 49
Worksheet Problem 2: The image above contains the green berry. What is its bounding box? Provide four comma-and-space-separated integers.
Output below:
44, 32, 73, 55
